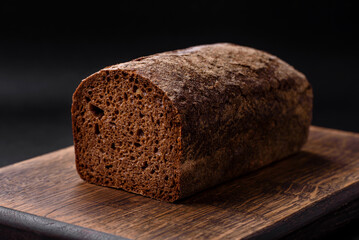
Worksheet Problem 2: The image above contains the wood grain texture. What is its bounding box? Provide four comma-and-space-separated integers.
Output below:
1, 126, 359, 239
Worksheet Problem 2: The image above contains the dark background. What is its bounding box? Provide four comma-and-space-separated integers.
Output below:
0, 0, 358, 238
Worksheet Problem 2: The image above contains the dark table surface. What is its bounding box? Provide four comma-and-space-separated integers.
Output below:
1, 1, 358, 239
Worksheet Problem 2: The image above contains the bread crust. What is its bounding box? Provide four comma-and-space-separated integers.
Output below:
72, 43, 313, 201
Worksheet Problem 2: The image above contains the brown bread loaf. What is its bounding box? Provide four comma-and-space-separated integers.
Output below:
71, 43, 313, 202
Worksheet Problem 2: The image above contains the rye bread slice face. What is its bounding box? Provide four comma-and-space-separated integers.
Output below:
72, 70, 181, 202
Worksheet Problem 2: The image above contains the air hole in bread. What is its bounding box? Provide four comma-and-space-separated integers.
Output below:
94, 123, 100, 134
136, 129, 144, 137
133, 85, 138, 93
141, 161, 148, 170
90, 104, 104, 118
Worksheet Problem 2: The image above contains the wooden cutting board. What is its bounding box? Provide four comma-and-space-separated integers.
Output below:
1, 126, 359, 240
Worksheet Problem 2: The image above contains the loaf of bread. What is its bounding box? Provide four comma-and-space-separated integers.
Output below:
72, 43, 313, 202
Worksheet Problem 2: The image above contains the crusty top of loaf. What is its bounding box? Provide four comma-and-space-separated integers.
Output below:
104, 43, 309, 113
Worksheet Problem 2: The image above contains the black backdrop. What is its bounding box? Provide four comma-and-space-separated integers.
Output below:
0, 1, 358, 237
